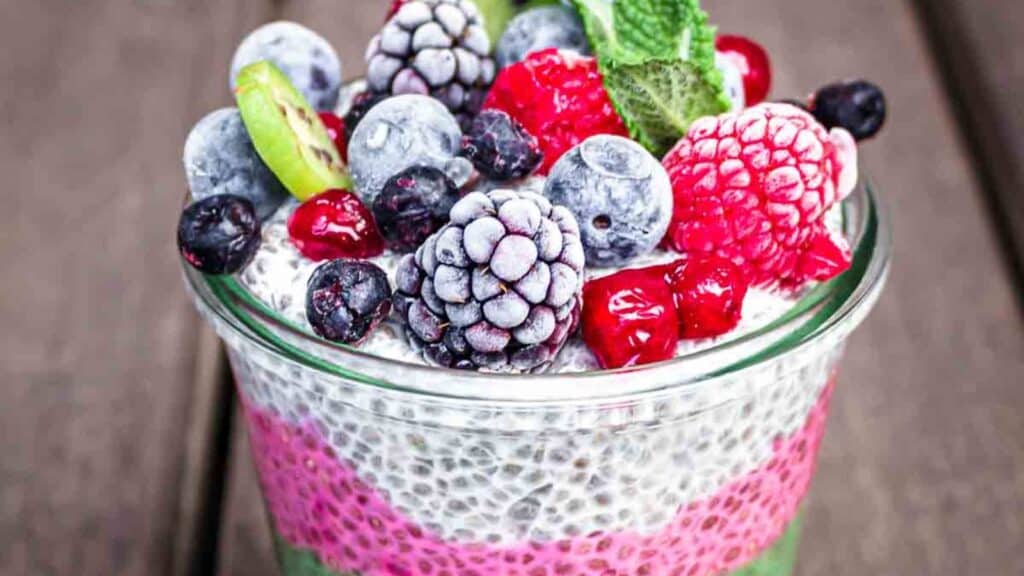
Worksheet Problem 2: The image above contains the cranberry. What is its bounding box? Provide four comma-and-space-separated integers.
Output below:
288, 189, 385, 261
715, 35, 772, 106
663, 255, 749, 340
582, 268, 679, 369
318, 111, 348, 162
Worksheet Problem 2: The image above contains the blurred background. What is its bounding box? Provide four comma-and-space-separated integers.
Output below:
1, 0, 1022, 575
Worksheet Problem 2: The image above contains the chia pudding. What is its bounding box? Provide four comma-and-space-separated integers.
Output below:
178, 2, 890, 575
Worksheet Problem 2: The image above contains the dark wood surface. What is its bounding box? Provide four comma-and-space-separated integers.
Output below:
1, 1, 1022, 575
0, 1, 273, 574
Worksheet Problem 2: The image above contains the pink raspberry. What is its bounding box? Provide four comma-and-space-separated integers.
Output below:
662, 103, 858, 288
484, 49, 628, 174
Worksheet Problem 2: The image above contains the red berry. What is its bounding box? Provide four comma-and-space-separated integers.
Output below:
318, 111, 347, 163
716, 35, 772, 106
288, 189, 385, 261
484, 49, 628, 174
387, 0, 406, 19
664, 255, 749, 339
662, 103, 858, 288
582, 268, 679, 369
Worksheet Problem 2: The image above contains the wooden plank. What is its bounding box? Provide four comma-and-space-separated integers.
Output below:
912, 0, 1024, 290
0, 0, 273, 574
216, 1, 1024, 574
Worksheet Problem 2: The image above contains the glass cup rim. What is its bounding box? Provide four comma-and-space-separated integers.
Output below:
184, 177, 891, 404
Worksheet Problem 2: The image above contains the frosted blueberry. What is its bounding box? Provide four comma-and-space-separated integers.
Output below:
716, 52, 747, 112
544, 135, 673, 266
183, 108, 287, 221
496, 6, 591, 69
348, 95, 464, 205
230, 21, 342, 111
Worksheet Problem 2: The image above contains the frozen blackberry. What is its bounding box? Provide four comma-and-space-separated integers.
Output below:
372, 166, 461, 252
306, 259, 392, 345
342, 91, 389, 147
393, 189, 585, 372
178, 194, 261, 275
461, 109, 543, 181
365, 0, 496, 128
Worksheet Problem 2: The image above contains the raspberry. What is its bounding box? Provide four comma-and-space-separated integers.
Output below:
484, 49, 628, 174
288, 189, 385, 261
662, 103, 858, 288
581, 268, 679, 370
663, 255, 749, 339
318, 111, 347, 162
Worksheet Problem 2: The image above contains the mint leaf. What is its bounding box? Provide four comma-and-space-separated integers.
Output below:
615, 0, 715, 63
573, 0, 715, 66
572, 0, 728, 155
601, 57, 730, 156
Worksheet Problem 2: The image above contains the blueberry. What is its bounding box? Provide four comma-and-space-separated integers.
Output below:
461, 109, 543, 181
183, 108, 287, 221
811, 80, 887, 141
495, 6, 591, 69
177, 194, 261, 275
348, 95, 465, 205
230, 21, 343, 112
372, 166, 461, 252
305, 260, 392, 344
543, 135, 673, 267
342, 91, 389, 147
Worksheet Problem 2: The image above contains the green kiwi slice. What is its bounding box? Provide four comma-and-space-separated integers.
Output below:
235, 61, 351, 201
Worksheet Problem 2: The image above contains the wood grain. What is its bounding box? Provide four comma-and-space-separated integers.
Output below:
912, 0, 1024, 289
0, 0, 272, 574
214, 1, 1024, 575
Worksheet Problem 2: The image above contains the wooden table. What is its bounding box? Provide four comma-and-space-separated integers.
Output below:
2, 1, 1021, 575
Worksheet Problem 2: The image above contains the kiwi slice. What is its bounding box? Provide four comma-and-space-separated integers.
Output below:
235, 61, 351, 201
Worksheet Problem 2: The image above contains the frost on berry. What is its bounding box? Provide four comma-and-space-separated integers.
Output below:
662, 103, 858, 288
394, 188, 585, 371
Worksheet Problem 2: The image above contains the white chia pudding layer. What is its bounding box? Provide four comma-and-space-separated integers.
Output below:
217, 191, 847, 545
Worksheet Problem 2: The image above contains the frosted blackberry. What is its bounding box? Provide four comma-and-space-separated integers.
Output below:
393, 189, 585, 371
348, 94, 470, 205
460, 109, 543, 181
365, 0, 496, 128
306, 260, 392, 345
229, 21, 342, 112
544, 135, 673, 267
495, 5, 591, 69
183, 108, 287, 221
372, 166, 461, 252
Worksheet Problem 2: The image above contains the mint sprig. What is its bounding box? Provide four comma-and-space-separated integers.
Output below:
572, 0, 729, 156
603, 57, 730, 155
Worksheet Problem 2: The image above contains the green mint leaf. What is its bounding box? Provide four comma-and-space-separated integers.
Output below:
601, 56, 730, 156
573, 0, 716, 67
615, 0, 714, 63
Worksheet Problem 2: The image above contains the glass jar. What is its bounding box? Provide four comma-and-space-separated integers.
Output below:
184, 179, 890, 576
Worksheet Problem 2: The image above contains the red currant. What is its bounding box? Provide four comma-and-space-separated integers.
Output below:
318, 111, 348, 163
715, 35, 772, 106
582, 268, 679, 369
663, 255, 749, 340
288, 189, 385, 261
